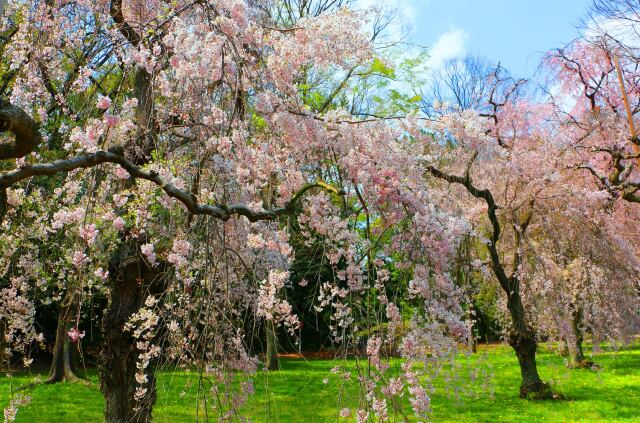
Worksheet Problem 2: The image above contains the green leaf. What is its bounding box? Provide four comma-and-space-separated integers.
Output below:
370, 58, 396, 78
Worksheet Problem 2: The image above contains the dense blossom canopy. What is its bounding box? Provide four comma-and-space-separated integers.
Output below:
0, 0, 638, 421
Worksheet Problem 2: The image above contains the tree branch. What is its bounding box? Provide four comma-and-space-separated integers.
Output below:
110, 0, 141, 46
0, 98, 42, 160
0, 150, 342, 224
426, 165, 511, 290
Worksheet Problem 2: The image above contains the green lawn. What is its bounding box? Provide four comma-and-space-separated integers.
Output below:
1, 344, 639, 422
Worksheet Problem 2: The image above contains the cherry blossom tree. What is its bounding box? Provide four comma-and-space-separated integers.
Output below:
526, 210, 640, 368
0, 1, 469, 421
415, 37, 640, 397
544, 8, 640, 205
412, 67, 576, 397
535, 1, 640, 368
3, 2, 636, 420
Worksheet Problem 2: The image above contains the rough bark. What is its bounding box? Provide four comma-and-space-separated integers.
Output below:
130, 67, 155, 165
509, 330, 546, 397
504, 277, 547, 397
99, 240, 165, 423
265, 320, 279, 371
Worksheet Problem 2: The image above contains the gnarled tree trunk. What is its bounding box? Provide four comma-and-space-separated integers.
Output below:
99, 240, 165, 423
511, 334, 542, 394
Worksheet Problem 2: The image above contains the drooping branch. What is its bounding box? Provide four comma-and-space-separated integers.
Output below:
426, 163, 525, 328
426, 165, 502, 245
0, 98, 42, 160
574, 165, 615, 192
0, 150, 341, 224
426, 164, 536, 342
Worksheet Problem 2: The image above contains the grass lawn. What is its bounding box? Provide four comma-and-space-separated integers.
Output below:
1, 344, 639, 422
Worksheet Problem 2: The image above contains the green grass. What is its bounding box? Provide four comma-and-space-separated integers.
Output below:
1, 344, 639, 422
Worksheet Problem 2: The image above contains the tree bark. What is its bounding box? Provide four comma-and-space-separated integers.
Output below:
0, 319, 6, 370
502, 282, 546, 397
566, 306, 590, 368
509, 332, 545, 396
46, 294, 82, 383
99, 240, 165, 423
46, 290, 85, 383
265, 320, 279, 371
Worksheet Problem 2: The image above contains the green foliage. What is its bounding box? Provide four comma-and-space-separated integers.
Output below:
2, 345, 639, 421
370, 58, 396, 79
252, 112, 268, 133
293, 49, 427, 118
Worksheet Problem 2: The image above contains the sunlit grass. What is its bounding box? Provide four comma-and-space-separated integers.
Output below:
1, 344, 639, 422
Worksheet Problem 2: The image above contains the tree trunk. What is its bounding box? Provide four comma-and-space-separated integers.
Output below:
509, 334, 546, 397
265, 320, 279, 371
47, 293, 82, 383
505, 289, 550, 398
0, 319, 6, 370
99, 240, 164, 423
566, 306, 591, 368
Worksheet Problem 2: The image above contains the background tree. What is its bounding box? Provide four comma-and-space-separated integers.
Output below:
421, 55, 497, 116
416, 68, 571, 397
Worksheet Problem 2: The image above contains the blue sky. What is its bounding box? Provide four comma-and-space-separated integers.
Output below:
363, 0, 593, 77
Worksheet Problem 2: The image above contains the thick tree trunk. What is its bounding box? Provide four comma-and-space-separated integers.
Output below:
505, 290, 551, 398
509, 334, 546, 396
265, 320, 279, 371
47, 294, 81, 383
99, 241, 164, 423
46, 317, 77, 383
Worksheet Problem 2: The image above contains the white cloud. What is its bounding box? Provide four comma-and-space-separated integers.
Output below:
426, 28, 468, 70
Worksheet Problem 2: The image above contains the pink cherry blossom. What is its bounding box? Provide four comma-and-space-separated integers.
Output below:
68, 327, 85, 343
113, 217, 126, 230
96, 95, 112, 110
140, 243, 158, 267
